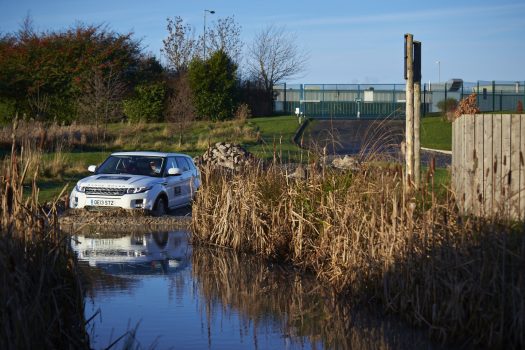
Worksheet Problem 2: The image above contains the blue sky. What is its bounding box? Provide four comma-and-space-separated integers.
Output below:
1, 0, 524, 84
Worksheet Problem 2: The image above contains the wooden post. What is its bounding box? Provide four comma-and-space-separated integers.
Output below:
413, 41, 421, 188
405, 34, 414, 189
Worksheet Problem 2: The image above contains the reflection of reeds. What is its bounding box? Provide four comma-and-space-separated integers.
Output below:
0, 130, 89, 348
191, 247, 435, 349
192, 162, 525, 347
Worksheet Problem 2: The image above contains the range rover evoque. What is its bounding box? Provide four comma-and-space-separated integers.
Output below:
69, 152, 200, 215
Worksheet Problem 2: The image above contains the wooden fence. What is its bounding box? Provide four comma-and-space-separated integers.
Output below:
452, 114, 525, 220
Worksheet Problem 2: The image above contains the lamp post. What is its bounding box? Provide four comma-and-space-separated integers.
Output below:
203, 9, 215, 59
435, 60, 441, 84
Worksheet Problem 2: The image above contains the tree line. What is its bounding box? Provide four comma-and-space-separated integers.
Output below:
0, 15, 307, 127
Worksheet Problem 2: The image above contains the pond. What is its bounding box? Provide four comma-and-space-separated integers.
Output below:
73, 230, 443, 349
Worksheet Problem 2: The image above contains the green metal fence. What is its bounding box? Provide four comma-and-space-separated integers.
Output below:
274, 81, 525, 119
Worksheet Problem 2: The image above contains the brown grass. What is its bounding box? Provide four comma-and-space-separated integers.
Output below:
0, 135, 89, 348
192, 161, 525, 347
0, 119, 106, 151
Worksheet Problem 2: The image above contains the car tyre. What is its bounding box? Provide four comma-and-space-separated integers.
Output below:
152, 196, 167, 217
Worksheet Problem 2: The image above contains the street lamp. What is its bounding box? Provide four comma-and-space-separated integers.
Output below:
435, 60, 441, 84
203, 9, 215, 59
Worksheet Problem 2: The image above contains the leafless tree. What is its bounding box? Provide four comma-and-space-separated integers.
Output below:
247, 25, 308, 112
202, 16, 242, 63
77, 66, 126, 139
162, 16, 197, 73
167, 72, 195, 146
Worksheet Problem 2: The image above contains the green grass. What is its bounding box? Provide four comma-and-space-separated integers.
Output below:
7, 114, 452, 202
420, 115, 452, 151
4, 115, 302, 202
246, 115, 303, 160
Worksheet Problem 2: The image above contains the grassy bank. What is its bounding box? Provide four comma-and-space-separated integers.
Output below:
0, 146, 89, 348
0, 116, 301, 202
191, 162, 524, 347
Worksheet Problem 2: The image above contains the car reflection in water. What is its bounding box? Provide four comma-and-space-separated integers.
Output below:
71, 231, 191, 275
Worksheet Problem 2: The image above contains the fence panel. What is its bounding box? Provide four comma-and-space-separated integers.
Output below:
483, 114, 494, 216
511, 114, 521, 218
474, 115, 484, 216
453, 114, 525, 219
464, 115, 475, 214
521, 118, 525, 220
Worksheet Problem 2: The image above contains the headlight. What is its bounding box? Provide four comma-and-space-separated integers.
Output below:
126, 186, 151, 194
75, 184, 85, 193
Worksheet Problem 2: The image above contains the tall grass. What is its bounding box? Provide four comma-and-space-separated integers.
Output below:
0, 128, 89, 348
0, 120, 106, 151
192, 160, 525, 347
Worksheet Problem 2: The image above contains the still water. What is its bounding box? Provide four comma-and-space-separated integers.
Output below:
72, 230, 441, 349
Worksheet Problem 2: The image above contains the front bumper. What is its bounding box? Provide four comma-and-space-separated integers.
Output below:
69, 190, 157, 210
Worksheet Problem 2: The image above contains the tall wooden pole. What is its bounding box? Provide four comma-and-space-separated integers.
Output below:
413, 41, 422, 188
405, 34, 414, 189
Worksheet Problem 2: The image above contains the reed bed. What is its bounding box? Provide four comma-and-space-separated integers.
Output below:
192, 161, 525, 347
0, 120, 106, 151
0, 138, 89, 348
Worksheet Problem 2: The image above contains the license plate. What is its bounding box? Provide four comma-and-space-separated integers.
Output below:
90, 199, 115, 206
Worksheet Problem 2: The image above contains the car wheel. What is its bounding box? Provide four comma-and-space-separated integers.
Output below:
152, 196, 167, 217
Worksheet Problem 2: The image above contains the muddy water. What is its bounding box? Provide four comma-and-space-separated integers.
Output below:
73, 230, 443, 350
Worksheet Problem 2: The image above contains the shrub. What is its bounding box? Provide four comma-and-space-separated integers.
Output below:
454, 93, 480, 119
235, 103, 251, 121
123, 82, 166, 123
436, 98, 457, 121
517, 100, 523, 113
188, 50, 238, 121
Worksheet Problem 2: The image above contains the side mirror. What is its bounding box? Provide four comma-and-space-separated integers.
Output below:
88, 165, 97, 173
167, 167, 182, 176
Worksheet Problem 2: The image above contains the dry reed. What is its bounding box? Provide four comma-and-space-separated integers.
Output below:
0, 124, 89, 349
0, 120, 106, 151
192, 160, 525, 347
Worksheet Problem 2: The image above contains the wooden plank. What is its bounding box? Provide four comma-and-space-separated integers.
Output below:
483, 114, 494, 217
520, 114, 525, 220
510, 114, 521, 219
492, 114, 503, 216
452, 118, 456, 193
501, 114, 512, 217
464, 115, 474, 215
456, 116, 464, 210
474, 115, 484, 216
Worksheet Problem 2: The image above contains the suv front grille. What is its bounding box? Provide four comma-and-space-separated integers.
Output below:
85, 187, 127, 196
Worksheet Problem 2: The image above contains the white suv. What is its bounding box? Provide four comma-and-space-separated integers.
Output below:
69, 151, 200, 215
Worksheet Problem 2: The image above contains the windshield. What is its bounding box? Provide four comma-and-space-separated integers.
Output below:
96, 156, 165, 177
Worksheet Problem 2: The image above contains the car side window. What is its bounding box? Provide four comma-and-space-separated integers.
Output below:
175, 157, 190, 172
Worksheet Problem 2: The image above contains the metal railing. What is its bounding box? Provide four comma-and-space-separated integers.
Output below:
274, 81, 525, 119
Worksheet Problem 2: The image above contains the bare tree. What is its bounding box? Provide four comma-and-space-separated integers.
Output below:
167, 72, 195, 146
162, 16, 197, 73
77, 66, 126, 139
247, 25, 308, 112
202, 16, 242, 63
